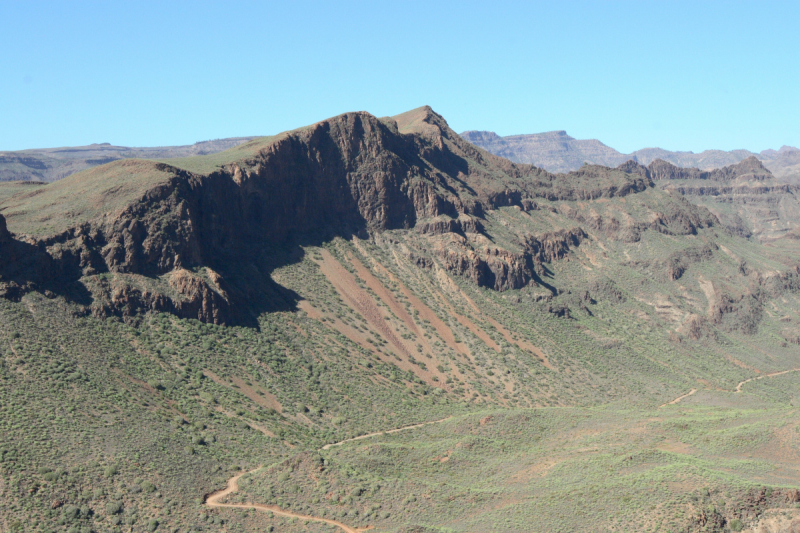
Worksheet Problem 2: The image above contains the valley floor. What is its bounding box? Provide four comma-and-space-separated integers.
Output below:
211, 381, 800, 533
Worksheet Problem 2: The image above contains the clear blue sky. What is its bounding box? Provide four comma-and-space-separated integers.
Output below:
2, 1, 798, 153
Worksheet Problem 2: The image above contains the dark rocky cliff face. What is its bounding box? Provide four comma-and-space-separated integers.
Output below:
0, 213, 61, 301
0, 213, 9, 243
0, 107, 723, 325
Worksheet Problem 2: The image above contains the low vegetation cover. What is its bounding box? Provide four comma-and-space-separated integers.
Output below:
1, 106, 799, 532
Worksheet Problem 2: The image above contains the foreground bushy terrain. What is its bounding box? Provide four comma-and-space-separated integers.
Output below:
1, 106, 799, 532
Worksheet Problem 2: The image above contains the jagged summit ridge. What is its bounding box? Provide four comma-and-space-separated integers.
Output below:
623, 155, 774, 182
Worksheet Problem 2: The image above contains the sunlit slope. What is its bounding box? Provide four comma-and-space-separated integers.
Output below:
0, 159, 181, 237
1, 106, 800, 532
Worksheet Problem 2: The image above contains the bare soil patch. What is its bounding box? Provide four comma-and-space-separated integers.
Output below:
315, 249, 457, 390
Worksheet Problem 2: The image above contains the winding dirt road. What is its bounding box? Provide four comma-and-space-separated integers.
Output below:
321, 417, 452, 450
206, 469, 365, 533
206, 416, 452, 531
735, 368, 800, 393
661, 368, 800, 407
660, 388, 697, 408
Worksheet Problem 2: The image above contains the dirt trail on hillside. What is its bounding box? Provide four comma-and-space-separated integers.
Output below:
661, 368, 800, 406
735, 368, 800, 392
660, 389, 697, 407
207, 416, 452, 530
206, 469, 366, 533
321, 416, 452, 450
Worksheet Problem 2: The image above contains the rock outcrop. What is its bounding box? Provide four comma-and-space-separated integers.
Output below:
523, 228, 588, 263
417, 215, 484, 236
646, 156, 774, 182
638, 156, 800, 240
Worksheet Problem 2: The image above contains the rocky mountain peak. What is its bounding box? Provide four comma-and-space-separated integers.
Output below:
616, 160, 650, 178
729, 155, 771, 176
0, 107, 719, 325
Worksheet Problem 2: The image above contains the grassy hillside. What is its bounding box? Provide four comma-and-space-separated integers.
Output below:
234, 400, 800, 533
0, 160, 180, 237
1, 106, 800, 533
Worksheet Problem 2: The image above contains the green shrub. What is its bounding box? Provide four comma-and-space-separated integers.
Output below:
62, 504, 80, 521
731, 519, 743, 532
199, 392, 215, 403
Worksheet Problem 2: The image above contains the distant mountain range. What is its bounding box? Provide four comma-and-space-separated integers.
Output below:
461, 130, 800, 182
5, 130, 799, 187
0, 137, 258, 182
